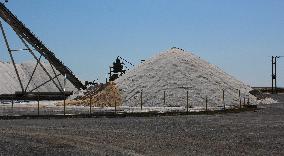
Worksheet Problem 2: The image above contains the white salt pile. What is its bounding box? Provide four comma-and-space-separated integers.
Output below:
257, 98, 278, 105
0, 61, 76, 94
115, 48, 257, 108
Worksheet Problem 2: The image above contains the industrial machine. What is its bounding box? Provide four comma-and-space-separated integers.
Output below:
109, 57, 126, 81
108, 56, 134, 81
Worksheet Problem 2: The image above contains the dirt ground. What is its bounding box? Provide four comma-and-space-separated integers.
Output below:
0, 94, 283, 156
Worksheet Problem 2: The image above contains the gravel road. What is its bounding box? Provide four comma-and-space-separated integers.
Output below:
0, 95, 283, 156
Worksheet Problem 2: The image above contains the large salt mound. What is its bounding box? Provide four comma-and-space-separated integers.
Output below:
0, 61, 76, 94
115, 48, 256, 107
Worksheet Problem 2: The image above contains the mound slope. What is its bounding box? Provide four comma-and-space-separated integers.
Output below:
0, 61, 76, 94
115, 48, 256, 107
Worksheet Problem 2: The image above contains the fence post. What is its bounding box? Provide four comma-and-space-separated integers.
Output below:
11, 97, 14, 111
140, 91, 143, 110
247, 96, 250, 105
115, 101, 117, 114
186, 91, 189, 113
223, 89, 225, 110
239, 89, 241, 109
89, 97, 92, 115
205, 96, 208, 112
63, 97, 66, 116
37, 95, 40, 116
163, 91, 166, 106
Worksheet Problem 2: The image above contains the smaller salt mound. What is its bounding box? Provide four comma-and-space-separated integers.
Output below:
56, 82, 122, 107
115, 48, 256, 107
257, 98, 278, 105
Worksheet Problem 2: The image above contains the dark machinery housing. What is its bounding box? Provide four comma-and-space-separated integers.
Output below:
0, 3, 85, 100
108, 56, 134, 81
109, 57, 126, 81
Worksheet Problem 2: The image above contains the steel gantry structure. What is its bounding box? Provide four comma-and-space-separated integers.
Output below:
0, 2, 86, 100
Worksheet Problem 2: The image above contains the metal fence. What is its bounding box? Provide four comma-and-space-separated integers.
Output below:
0, 89, 254, 118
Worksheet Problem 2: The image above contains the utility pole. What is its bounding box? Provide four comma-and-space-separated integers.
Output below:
272, 56, 275, 94
272, 56, 283, 94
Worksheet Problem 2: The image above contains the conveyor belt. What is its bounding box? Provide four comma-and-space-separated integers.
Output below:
0, 3, 86, 90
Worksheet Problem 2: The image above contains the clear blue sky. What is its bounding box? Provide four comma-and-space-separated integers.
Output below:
1, 0, 284, 87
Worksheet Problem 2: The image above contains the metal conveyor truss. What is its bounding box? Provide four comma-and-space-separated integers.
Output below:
0, 2, 86, 92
